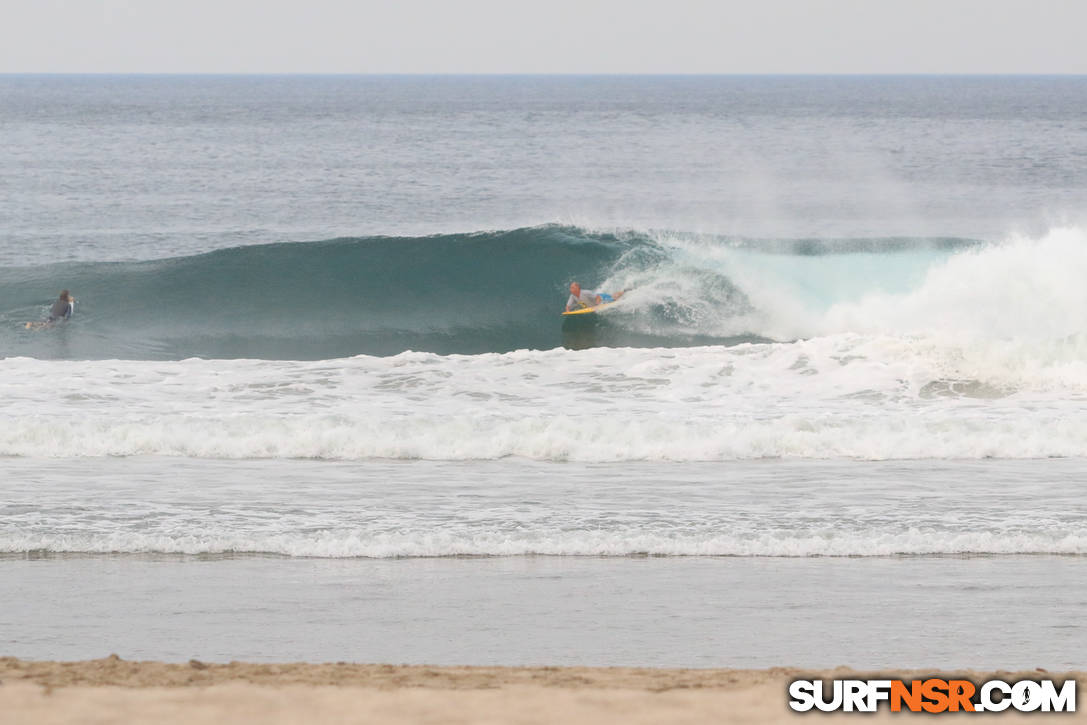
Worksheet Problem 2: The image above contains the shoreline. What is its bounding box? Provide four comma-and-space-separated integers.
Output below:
1, 655, 810, 689
1, 656, 1074, 689
2, 658, 1082, 724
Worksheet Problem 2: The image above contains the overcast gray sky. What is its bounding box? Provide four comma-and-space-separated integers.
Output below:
3, 0, 1086, 74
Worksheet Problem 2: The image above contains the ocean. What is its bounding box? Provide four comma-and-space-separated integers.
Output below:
1, 75, 1085, 669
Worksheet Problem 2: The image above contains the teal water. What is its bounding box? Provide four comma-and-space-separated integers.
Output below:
0, 227, 975, 359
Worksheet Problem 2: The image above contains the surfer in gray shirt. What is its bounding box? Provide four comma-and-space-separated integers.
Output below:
26, 289, 75, 330
47, 290, 75, 322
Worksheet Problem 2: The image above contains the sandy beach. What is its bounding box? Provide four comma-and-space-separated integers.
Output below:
0, 657, 1080, 724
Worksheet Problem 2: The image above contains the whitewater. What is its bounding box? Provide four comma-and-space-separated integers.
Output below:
3, 330, 1087, 461
2, 75, 1086, 668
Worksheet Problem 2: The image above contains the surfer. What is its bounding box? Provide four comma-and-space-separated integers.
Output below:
25, 290, 75, 330
48, 290, 75, 322
565, 282, 624, 312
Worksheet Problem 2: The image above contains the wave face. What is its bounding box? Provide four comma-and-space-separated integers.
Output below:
1, 227, 617, 359
0, 225, 981, 360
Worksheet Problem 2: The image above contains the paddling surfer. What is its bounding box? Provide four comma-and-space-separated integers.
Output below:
48, 290, 75, 322
26, 289, 75, 329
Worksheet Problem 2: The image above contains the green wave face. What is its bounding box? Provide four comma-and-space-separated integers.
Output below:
0, 226, 971, 360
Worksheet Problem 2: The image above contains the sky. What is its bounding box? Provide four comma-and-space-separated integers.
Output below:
2, 0, 1086, 74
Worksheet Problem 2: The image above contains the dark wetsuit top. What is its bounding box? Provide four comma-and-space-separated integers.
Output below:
48, 299, 73, 322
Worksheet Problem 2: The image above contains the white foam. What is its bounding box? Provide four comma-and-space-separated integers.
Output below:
601, 225, 1087, 344
822, 226, 1087, 339
1, 333, 1087, 461
5, 528, 1085, 558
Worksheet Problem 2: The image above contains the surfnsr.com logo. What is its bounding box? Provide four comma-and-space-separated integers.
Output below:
789, 678, 1076, 713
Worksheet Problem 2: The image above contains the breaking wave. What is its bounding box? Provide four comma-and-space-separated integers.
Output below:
0, 224, 988, 360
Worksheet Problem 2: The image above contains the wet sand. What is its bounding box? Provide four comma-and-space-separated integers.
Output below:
1, 657, 1081, 724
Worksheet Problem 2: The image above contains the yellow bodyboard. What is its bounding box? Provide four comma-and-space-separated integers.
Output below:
561, 301, 619, 316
